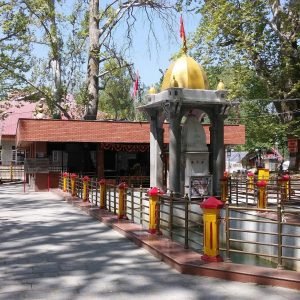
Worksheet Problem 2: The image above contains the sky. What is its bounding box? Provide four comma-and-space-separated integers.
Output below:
116, 11, 200, 87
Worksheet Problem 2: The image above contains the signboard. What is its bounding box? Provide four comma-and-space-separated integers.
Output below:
288, 139, 298, 153
258, 168, 270, 181
189, 176, 212, 198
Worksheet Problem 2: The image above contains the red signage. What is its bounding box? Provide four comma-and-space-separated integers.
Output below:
288, 139, 298, 153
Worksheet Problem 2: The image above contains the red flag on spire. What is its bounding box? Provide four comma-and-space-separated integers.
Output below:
180, 15, 186, 40
133, 71, 139, 98
180, 15, 187, 53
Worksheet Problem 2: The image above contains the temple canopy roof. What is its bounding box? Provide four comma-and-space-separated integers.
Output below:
161, 54, 209, 90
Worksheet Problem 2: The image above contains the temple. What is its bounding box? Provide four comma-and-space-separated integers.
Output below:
139, 52, 235, 196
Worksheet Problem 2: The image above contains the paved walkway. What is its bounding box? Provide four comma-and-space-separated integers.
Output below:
0, 184, 299, 300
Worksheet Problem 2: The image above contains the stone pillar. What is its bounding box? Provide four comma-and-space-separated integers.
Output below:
169, 105, 181, 194
210, 111, 225, 196
149, 112, 164, 190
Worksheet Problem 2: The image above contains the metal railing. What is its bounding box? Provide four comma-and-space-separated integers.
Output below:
59, 173, 300, 271
228, 175, 300, 206
222, 201, 300, 270
158, 193, 204, 250
0, 165, 24, 181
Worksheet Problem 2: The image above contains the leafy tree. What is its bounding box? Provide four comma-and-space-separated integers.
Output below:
0, 0, 87, 118
191, 0, 300, 115
98, 58, 134, 120
178, 0, 300, 169
0, 1, 32, 94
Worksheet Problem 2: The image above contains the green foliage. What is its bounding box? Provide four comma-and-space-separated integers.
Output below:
0, 0, 87, 112
99, 59, 135, 120
188, 0, 300, 154
240, 99, 288, 150
192, 0, 300, 97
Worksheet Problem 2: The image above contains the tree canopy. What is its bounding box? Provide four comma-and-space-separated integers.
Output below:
178, 0, 300, 167
189, 0, 299, 120
0, 0, 87, 118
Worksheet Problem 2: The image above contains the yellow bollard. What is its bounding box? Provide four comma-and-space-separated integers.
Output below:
256, 180, 267, 209
82, 176, 90, 202
70, 173, 77, 197
63, 172, 68, 192
220, 173, 229, 202
200, 197, 224, 262
118, 182, 127, 219
147, 187, 161, 234
279, 174, 290, 202
247, 171, 254, 191
99, 179, 106, 209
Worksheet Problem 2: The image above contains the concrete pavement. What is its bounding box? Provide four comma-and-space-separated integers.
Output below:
0, 183, 299, 300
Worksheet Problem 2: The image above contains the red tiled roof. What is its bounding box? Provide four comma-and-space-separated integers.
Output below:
1, 101, 36, 136
16, 119, 245, 146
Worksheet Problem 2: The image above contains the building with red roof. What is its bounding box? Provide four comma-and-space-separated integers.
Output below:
0, 101, 37, 165
15, 118, 245, 190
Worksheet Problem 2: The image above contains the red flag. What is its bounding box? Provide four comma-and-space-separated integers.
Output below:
180, 15, 186, 40
133, 71, 139, 97
180, 15, 187, 52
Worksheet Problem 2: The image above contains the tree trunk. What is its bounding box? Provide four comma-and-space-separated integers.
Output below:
84, 0, 100, 120
48, 0, 63, 118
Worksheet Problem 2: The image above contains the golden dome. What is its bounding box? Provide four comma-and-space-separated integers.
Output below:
148, 86, 157, 94
161, 54, 209, 90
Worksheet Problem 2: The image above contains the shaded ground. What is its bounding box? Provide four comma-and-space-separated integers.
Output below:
0, 183, 299, 300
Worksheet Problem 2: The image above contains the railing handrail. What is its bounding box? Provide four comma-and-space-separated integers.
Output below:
58, 173, 300, 271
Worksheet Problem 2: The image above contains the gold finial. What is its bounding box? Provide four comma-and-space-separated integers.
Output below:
172, 76, 179, 87
217, 80, 225, 90
148, 86, 157, 94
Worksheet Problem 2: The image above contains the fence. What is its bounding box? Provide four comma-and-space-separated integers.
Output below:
59, 173, 300, 271
0, 165, 24, 181
222, 203, 300, 270
228, 174, 300, 206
